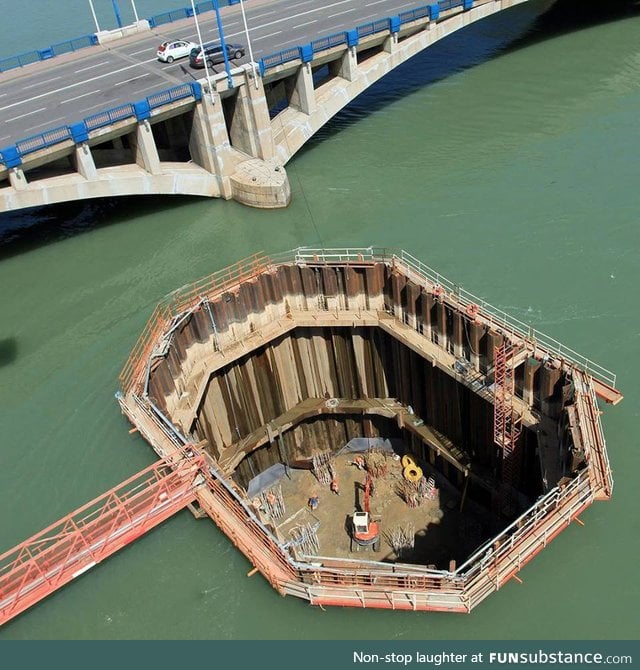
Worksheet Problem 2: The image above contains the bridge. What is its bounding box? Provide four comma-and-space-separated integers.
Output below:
0, 0, 551, 212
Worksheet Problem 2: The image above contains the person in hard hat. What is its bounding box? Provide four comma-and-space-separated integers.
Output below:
330, 478, 340, 495
308, 495, 319, 511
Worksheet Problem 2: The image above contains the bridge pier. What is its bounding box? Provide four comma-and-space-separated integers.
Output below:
132, 120, 162, 175
74, 144, 98, 180
8, 168, 27, 191
287, 63, 316, 116
330, 48, 358, 82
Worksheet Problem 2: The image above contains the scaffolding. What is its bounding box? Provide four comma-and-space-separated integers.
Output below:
493, 342, 522, 513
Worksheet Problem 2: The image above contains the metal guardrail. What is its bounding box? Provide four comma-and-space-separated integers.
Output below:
291, 247, 617, 388
85, 103, 136, 131
0, 35, 98, 73
0, 82, 201, 167
1, 0, 473, 166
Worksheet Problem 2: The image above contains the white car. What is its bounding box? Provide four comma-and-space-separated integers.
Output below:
157, 40, 197, 63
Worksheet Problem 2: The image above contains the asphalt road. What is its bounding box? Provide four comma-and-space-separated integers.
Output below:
0, 0, 424, 149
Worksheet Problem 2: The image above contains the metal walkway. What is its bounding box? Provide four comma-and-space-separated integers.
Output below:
0, 455, 204, 626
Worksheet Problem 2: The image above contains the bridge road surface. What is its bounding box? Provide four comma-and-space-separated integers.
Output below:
0, 0, 424, 148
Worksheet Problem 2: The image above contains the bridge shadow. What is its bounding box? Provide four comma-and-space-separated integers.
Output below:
0, 195, 199, 262
297, 0, 639, 157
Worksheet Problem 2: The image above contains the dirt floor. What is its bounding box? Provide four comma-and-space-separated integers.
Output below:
273, 451, 493, 570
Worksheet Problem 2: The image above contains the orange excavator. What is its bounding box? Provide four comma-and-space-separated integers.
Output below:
350, 474, 380, 552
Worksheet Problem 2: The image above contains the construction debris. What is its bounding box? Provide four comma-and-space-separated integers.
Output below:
312, 450, 335, 487
385, 523, 415, 558
364, 450, 388, 478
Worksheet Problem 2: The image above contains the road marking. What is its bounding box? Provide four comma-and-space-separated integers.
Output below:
5, 107, 46, 122
114, 73, 151, 86
294, 20, 317, 28
61, 89, 101, 104
0, 58, 157, 113
255, 31, 283, 41
75, 61, 110, 73
251, 10, 275, 19
79, 100, 118, 113
21, 76, 61, 91
329, 8, 356, 18
365, 0, 389, 5
30, 117, 65, 130
129, 46, 155, 56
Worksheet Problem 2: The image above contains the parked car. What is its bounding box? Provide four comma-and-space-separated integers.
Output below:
157, 40, 197, 63
189, 43, 245, 68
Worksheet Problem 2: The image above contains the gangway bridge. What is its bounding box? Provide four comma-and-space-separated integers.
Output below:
0, 450, 207, 626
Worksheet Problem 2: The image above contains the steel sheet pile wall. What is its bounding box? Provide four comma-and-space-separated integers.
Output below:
118, 250, 616, 613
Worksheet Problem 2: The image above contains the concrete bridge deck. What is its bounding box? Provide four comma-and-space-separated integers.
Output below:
0, 0, 554, 212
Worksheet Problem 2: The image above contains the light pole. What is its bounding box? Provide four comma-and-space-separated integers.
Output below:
238, 0, 258, 88
111, 0, 123, 29
130, 0, 140, 23
189, 0, 216, 103
87, 0, 101, 32
212, 0, 233, 89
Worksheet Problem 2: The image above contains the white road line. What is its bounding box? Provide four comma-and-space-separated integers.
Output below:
0, 58, 156, 113
329, 8, 356, 18
129, 47, 155, 56
21, 76, 61, 91
114, 73, 151, 86
79, 100, 117, 113
324, 24, 345, 31
294, 20, 317, 28
75, 61, 110, 73
255, 30, 283, 41
61, 89, 101, 104
251, 10, 275, 19
365, 0, 389, 5
30, 117, 65, 130
5, 107, 46, 122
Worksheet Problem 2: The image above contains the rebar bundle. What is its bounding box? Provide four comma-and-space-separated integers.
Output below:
385, 523, 415, 557
289, 523, 320, 556
418, 475, 437, 501
396, 479, 421, 508
364, 450, 388, 478
260, 484, 285, 521
311, 451, 335, 486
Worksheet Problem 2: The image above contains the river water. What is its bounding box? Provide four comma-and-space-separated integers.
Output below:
0, 0, 639, 640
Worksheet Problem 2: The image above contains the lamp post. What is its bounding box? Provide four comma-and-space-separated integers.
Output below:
189, 0, 216, 103
111, 0, 123, 29
212, 0, 233, 90
87, 0, 101, 32
238, 0, 258, 88
130, 0, 140, 23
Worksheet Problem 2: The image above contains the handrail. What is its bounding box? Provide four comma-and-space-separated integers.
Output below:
2, 0, 473, 167
118, 246, 617, 397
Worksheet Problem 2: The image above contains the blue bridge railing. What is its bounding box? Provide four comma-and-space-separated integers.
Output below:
0, 35, 98, 73
0, 83, 201, 167
0, 0, 475, 168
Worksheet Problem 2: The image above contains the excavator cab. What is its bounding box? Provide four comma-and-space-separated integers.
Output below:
350, 476, 380, 552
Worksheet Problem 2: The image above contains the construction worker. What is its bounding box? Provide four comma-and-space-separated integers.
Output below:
330, 478, 340, 495
308, 495, 319, 511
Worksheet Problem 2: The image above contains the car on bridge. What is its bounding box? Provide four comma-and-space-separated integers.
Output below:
157, 40, 197, 63
189, 43, 245, 69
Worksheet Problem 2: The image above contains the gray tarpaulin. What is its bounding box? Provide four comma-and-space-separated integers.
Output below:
247, 462, 287, 499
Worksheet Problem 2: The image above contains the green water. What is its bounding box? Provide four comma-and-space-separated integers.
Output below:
1, 3, 640, 639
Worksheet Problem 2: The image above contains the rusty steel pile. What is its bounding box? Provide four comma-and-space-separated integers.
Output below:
0, 248, 623, 623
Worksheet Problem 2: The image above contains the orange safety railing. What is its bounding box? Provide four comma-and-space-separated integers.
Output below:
119, 253, 273, 393
0, 456, 204, 626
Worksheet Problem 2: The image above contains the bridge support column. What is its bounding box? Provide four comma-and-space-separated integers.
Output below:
229, 71, 275, 161
189, 93, 234, 200
74, 144, 98, 180
330, 47, 358, 82
8, 168, 27, 190
383, 34, 398, 55
287, 63, 316, 115
132, 120, 161, 175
